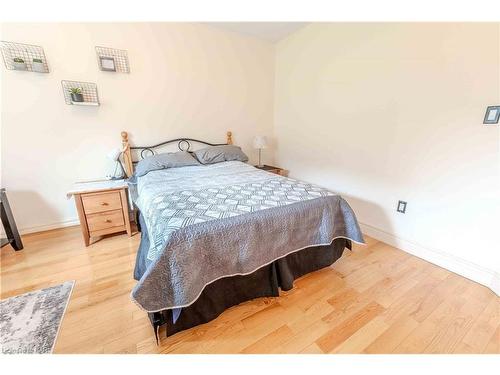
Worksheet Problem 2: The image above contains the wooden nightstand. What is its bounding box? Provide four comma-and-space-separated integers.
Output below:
68, 180, 132, 246
254, 164, 288, 176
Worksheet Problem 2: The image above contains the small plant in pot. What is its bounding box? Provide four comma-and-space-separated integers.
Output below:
13, 57, 27, 71
32, 58, 45, 73
69, 87, 84, 103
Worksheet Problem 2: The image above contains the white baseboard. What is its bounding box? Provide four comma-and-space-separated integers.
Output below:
359, 222, 500, 296
19, 219, 80, 235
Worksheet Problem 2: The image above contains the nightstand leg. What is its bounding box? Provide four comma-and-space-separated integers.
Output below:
120, 189, 132, 236
74, 194, 91, 246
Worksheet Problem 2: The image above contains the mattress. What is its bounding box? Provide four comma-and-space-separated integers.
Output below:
129, 161, 364, 312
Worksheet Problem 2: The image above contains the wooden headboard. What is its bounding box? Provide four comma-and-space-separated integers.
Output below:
120, 131, 233, 177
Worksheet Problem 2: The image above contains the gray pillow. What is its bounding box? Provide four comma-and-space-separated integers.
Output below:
193, 145, 249, 165
134, 151, 199, 177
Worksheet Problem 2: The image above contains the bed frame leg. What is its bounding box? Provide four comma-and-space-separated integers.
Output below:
154, 323, 160, 345
151, 312, 162, 345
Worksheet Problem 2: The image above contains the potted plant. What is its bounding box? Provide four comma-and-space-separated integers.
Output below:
68, 87, 84, 103
13, 57, 27, 70
32, 58, 45, 73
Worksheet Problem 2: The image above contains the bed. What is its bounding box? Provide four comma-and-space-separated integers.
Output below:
122, 131, 364, 341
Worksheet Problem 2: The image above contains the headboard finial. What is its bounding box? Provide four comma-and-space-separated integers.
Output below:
227, 131, 233, 145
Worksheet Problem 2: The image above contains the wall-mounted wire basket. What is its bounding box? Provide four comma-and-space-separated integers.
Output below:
1, 41, 50, 73
61, 80, 100, 106
95, 46, 130, 73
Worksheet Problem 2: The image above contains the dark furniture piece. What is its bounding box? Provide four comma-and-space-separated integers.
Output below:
0, 188, 23, 250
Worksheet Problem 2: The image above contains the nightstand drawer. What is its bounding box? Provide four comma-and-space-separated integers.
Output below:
255, 165, 288, 177
82, 191, 122, 214
266, 168, 282, 175
86, 209, 125, 232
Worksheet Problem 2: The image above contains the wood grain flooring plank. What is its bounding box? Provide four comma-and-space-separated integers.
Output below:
1, 226, 497, 354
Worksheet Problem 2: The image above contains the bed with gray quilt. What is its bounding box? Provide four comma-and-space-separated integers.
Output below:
130, 160, 364, 338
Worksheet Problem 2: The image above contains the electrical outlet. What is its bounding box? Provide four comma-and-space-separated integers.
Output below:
397, 200, 407, 213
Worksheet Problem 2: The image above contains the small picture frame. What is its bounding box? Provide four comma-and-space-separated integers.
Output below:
99, 56, 116, 72
483, 106, 500, 125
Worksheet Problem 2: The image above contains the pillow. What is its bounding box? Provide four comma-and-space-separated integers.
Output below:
134, 151, 199, 177
193, 145, 249, 165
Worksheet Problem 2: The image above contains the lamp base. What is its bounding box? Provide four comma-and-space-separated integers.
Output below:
257, 148, 264, 168
109, 160, 127, 180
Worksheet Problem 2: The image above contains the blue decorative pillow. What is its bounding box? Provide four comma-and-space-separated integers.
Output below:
134, 151, 199, 177
193, 145, 249, 165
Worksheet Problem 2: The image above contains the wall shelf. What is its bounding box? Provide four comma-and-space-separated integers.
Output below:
1, 41, 50, 73
95, 46, 130, 73
71, 101, 100, 106
61, 80, 100, 106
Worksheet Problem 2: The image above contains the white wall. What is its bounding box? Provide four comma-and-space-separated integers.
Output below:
2, 22, 499, 293
1, 23, 275, 233
274, 23, 500, 292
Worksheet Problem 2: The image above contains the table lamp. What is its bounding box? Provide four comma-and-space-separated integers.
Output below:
253, 136, 268, 168
107, 148, 126, 180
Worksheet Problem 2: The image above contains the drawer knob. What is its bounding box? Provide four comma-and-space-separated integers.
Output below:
101, 202, 109, 206
105, 219, 112, 223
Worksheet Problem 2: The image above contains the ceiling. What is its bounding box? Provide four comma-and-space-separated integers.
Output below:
204, 22, 308, 42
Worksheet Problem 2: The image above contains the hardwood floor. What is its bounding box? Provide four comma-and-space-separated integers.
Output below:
0, 226, 498, 354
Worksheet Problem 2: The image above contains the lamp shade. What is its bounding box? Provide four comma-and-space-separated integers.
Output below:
253, 136, 268, 149
107, 148, 122, 161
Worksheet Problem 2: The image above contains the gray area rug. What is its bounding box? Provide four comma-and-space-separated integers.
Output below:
0, 281, 74, 354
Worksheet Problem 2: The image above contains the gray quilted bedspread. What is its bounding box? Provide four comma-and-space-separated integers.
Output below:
130, 161, 364, 312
